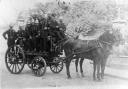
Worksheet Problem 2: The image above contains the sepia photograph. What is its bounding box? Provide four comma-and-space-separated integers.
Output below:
0, 0, 128, 89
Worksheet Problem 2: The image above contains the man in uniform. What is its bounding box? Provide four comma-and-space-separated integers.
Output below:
3, 25, 16, 48
39, 17, 49, 52
51, 16, 66, 42
17, 26, 26, 49
25, 19, 33, 51
58, 18, 66, 39
17, 26, 26, 37
47, 14, 60, 42
31, 17, 39, 52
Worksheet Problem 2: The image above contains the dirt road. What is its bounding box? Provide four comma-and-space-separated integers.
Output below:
1, 50, 128, 89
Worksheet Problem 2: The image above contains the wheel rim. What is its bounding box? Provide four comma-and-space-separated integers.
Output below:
31, 56, 46, 77
5, 45, 25, 74
50, 57, 63, 73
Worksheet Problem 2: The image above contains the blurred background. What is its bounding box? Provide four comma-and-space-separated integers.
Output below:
0, 0, 128, 62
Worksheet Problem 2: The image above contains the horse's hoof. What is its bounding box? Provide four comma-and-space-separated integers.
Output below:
97, 75, 101, 81
76, 73, 80, 78
97, 79, 102, 82
101, 76, 104, 79
97, 77, 101, 81
93, 77, 96, 81
101, 75, 104, 79
67, 76, 72, 79
81, 74, 85, 77
76, 75, 80, 78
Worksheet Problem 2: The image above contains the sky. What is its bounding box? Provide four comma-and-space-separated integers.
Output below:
0, 0, 47, 27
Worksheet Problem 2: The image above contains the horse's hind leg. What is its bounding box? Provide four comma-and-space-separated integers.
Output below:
101, 64, 105, 79
65, 57, 72, 79
80, 58, 84, 77
93, 61, 96, 80
97, 62, 101, 81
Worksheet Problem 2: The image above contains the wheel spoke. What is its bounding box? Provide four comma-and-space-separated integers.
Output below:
9, 64, 13, 68
40, 68, 44, 72
57, 66, 60, 71
17, 64, 20, 71
53, 66, 55, 71
15, 64, 17, 73
55, 67, 57, 72
7, 59, 11, 63
57, 66, 60, 72
58, 65, 62, 68
11, 64, 14, 72
55, 67, 58, 72
19, 62, 23, 67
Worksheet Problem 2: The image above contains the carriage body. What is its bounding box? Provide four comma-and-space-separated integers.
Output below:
5, 18, 65, 77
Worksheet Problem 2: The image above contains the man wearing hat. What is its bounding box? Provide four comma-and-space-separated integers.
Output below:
3, 25, 17, 48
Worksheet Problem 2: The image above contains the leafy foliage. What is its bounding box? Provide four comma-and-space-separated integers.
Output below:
28, 0, 121, 40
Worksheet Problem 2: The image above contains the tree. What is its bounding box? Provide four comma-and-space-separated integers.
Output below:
28, 0, 120, 38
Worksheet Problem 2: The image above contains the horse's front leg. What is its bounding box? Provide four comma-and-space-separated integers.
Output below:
75, 58, 79, 72
75, 58, 80, 77
80, 58, 84, 77
65, 57, 72, 79
101, 64, 105, 79
101, 58, 107, 79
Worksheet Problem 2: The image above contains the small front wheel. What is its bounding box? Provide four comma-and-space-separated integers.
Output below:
31, 56, 46, 77
50, 57, 63, 73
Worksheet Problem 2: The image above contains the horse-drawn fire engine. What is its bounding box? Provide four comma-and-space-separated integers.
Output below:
5, 14, 66, 77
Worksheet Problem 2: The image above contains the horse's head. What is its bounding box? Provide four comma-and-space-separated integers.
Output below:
99, 30, 118, 50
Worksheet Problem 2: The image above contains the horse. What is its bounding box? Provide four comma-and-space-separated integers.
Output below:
62, 30, 117, 80
75, 30, 116, 79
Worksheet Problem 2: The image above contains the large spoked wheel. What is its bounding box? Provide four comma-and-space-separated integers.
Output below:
31, 56, 46, 77
50, 57, 63, 73
5, 45, 25, 74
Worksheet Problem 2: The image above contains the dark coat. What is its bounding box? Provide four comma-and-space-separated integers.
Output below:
3, 29, 16, 40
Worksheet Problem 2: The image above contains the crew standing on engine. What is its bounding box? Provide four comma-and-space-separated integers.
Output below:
25, 19, 33, 51
17, 26, 26, 49
3, 25, 16, 48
